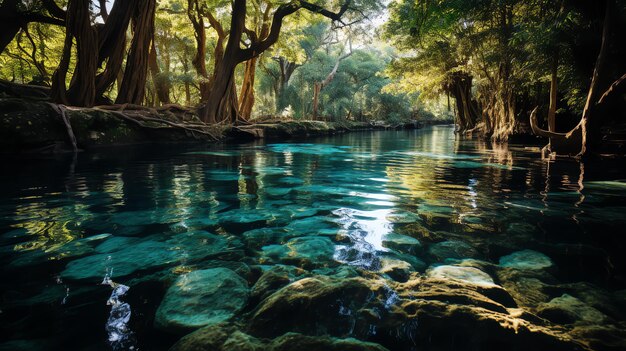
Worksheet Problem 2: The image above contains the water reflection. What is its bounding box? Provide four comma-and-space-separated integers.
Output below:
1, 127, 626, 350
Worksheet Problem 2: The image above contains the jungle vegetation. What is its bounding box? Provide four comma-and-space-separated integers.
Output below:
0, 0, 624, 156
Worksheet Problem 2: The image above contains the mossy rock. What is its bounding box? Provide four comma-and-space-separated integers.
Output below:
155, 268, 250, 334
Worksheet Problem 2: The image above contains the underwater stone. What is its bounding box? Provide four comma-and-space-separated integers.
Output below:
537, 294, 608, 325
243, 227, 293, 249
277, 205, 318, 219
427, 265, 497, 287
218, 209, 275, 232
285, 216, 338, 234
379, 257, 414, 282
170, 324, 389, 351
269, 333, 390, 351
155, 268, 249, 333
428, 240, 478, 260
499, 249, 554, 270
381, 233, 422, 254
264, 187, 293, 197
248, 276, 384, 338
61, 241, 177, 281
260, 236, 336, 269
250, 265, 308, 304
385, 211, 421, 224
170, 217, 219, 232
166, 231, 230, 262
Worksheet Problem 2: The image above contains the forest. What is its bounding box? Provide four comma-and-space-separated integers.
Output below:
1, 1, 626, 351
1, 0, 623, 156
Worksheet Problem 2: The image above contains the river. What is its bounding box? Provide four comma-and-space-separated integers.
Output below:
1, 126, 625, 350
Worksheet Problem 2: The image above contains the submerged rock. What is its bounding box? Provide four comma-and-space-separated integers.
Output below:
248, 276, 387, 338
170, 324, 389, 351
166, 230, 231, 262
427, 265, 497, 287
428, 240, 478, 260
537, 294, 609, 325
270, 333, 389, 351
218, 209, 275, 233
243, 227, 293, 249
499, 249, 554, 270
381, 233, 421, 254
155, 268, 249, 333
245, 272, 581, 351
379, 257, 415, 282
61, 241, 177, 281
250, 265, 308, 304
260, 236, 336, 269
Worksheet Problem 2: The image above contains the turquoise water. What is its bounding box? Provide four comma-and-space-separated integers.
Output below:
1, 126, 625, 350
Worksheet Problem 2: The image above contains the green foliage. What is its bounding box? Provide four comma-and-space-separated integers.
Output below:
383, 0, 619, 125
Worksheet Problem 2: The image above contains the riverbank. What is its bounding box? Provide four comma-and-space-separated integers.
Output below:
0, 98, 422, 154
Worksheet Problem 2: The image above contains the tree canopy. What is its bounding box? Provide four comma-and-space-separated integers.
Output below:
1, 0, 624, 155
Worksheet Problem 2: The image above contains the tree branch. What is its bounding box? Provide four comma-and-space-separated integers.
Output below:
41, 0, 66, 19
596, 72, 626, 105
22, 12, 65, 26
238, 0, 352, 63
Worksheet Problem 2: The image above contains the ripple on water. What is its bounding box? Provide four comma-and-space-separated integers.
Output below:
2, 128, 626, 350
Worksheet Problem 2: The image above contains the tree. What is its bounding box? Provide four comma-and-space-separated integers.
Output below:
0, 0, 65, 54
530, 0, 626, 157
199, 0, 380, 124
50, 0, 156, 106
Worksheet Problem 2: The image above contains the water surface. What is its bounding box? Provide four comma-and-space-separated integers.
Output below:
1, 126, 625, 350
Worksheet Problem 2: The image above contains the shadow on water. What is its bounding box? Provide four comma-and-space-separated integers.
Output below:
1, 126, 625, 350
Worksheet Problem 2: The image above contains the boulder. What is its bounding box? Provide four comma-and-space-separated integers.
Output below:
61, 240, 177, 281
428, 240, 478, 261
499, 250, 554, 270
169, 324, 389, 351
537, 294, 609, 325
260, 236, 336, 269
381, 233, 421, 255
427, 265, 497, 287
248, 276, 386, 338
155, 268, 249, 333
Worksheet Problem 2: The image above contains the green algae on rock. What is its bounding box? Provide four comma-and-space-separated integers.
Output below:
155, 268, 249, 333
260, 236, 336, 269
499, 249, 554, 270
426, 265, 497, 287
169, 323, 390, 351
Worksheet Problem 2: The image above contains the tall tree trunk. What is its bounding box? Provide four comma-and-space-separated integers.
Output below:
530, 0, 615, 156
52, 0, 98, 107
94, 0, 134, 101
201, 0, 352, 123
182, 44, 192, 105
188, 0, 211, 101
312, 82, 321, 121
239, 57, 258, 120
149, 40, 170, 105
311, 51, 352, 120
201, 0, 247, 124
548, 51, 558, 132
449, 72, 478, 131
276, 57, 299, 111
116, 0, 156, 104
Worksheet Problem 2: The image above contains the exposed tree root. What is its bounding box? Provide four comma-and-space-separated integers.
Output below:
45, 102, 221, 146
47, 103, 78, 152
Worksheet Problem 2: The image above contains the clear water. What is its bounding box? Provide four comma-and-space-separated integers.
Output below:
1, 126, 625, 350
